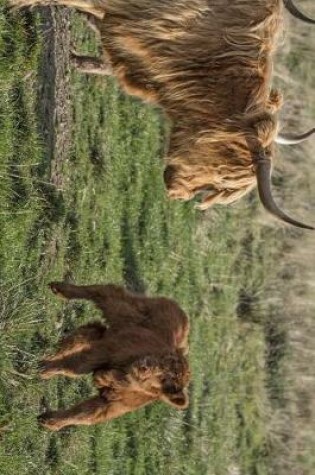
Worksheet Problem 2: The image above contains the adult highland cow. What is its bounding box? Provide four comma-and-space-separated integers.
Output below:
10, 0, 315, 228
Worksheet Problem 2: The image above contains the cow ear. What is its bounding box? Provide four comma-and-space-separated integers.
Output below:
162, 389, 189, 410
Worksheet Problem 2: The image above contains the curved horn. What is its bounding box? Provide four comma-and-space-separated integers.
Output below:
276, 127, 315, 145
256, 157, 314, 229
283, 0, 315, 24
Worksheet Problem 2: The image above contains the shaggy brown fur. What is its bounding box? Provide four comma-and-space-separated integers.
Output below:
10, 0, 286, 207
39, 282, 190, 430
102, 0, 286, 209
10, 0, 314, 227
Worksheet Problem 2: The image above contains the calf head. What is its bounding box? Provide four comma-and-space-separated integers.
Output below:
99, 351, 191, 410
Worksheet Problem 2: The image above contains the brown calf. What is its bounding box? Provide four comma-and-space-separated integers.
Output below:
39, 282, 190, 430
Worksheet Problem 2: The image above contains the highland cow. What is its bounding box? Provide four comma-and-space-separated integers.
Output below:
38, 282, 190, 430
10, 0, 315, 228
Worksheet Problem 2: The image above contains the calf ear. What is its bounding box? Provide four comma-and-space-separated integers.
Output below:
162, 389, 189, 410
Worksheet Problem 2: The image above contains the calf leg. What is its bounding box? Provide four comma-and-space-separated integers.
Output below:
39, 392, 153, 430
40, 323, 108, 380
9, 0, 105, 19
49, 282, 146, 326
49, 281, 106, 300
40, 346, 104, 379
57, 323, 106, 353
40, 322, 106, 379
38, 396, 109, 430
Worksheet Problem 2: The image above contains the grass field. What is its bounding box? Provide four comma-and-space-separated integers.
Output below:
0, 2, 314, 474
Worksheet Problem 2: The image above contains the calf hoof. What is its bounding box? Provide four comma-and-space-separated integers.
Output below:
38, 412, 62, 431
49, 282, 66, 299
38, 360, 57, 380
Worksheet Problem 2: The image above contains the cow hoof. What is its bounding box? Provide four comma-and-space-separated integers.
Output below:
70, 48, 81, 67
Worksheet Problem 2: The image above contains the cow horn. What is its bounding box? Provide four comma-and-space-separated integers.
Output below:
255, 156, 314, 229
283, 0, 315, 24
276, 127, 315, 145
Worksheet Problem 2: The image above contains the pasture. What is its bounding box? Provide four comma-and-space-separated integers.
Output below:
0, 2, 314, 474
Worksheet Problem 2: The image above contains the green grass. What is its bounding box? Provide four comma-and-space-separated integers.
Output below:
0, 3, 314, 475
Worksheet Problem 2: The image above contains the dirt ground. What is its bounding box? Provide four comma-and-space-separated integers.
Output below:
37, 6, 72, 187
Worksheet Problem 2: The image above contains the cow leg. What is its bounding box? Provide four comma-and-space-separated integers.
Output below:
9, 0, 105, 19
38, 396, 109, 430
71, 51, 113, 76
81, 13, 102, 36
